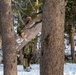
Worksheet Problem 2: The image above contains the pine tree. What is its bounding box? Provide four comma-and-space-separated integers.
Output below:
0, 0, 17, 75
40, 0, 65, 75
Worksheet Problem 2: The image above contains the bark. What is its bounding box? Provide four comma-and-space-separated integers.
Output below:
40, 0, 65, 75
0, 0, 17, 75
0, 16, 42, 62
68, 0, 76, 62
16, 22, 42, 51
69, 24, 75, 62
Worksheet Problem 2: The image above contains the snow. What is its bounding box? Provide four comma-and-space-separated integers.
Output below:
0, 63, 76, 75
64, 39, 71, 55
0, 64, 40, 75
14, 26, 17, 33
64, 63, 76, 75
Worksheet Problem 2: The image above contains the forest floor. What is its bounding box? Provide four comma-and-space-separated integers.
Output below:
0, 63, 76, 75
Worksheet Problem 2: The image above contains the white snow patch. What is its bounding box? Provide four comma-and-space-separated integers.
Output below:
0, 64, 76, 75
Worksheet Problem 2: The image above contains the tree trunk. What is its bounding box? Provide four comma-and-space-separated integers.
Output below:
68, 0, 76, 62
69, 25, 75, 62
40, 0, 65, 75
0, 0, 17, 75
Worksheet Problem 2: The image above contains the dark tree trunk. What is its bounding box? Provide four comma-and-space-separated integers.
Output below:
68, 0, 76, 62
0, 0, 17, 75
69, 24, 75, 62
40, 0, 65, 75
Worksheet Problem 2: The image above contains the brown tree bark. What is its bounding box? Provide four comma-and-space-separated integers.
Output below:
69, 23, 75, 62
16, 22, 42, 51
70, 26, 75, 62
0, 0, 17, 75
68, 0, 76, 62
40, 0, 65, 75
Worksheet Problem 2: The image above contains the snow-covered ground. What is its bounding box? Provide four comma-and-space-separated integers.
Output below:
64, 63, 76, 75
0, 64, 40, 75
0, 63, 76, 75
